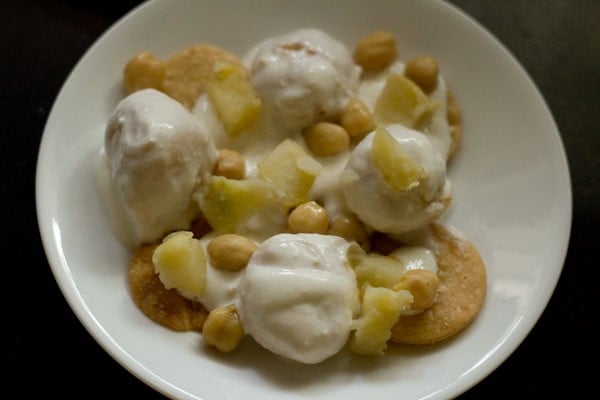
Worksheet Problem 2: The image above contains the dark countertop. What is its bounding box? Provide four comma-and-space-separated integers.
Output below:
3, 0, 598, 398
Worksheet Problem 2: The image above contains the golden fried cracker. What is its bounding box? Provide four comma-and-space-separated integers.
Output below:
161, 45, 245, 109
446, 91, 462, 160
123, 45, 244, 109
129, 243, 207, 331
391, 223, 486, 344
448, 125, 461, 160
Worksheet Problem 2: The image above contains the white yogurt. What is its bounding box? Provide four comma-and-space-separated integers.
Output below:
237, 233, 360, 364
247, 28, 361, 132
98, 89, 217, 248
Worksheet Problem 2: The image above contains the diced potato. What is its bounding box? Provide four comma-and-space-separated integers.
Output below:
373, 74, 437, 128
258, 139, 322, 209
351, 284, 413, 356
348, 242, 407, 292
208, 62, 262, 136
370, 126, 424, 190
152, 231, 207, 299
196, 176, 274, 233
347, 242, 368, 267
202, 305, 245, 352
354, 252, 407, 290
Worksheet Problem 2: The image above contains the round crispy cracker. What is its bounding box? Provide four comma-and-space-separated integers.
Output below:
448, 124, 461, 159
391, 223, 486, 344
446, 90, 462, 160
161, 44, 245, 109
129, 243, 208, 331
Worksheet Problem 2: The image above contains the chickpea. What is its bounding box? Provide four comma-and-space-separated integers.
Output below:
207, 234, 257, 271
393, 269, 439, 310
202, 305, 245, 353
353, 31, 397, 72
328, 215, 370, 250
303, 122, 350, 157
123, 51, 165, 94
340, 99, 375, 140
404, 56, 439, 94
213, 148, 245, 180
288, 201, 329, 234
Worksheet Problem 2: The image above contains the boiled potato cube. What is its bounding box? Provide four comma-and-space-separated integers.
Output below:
348, 242, 407, 293
351, 284, 413, 356
152, 231, 207, 299
373, 74, 437, 128
258, 139, 322, 209
196, 176, 274, 234
208, 62, 261, 136
371, 126, 424, 190
355, 252, 407, 290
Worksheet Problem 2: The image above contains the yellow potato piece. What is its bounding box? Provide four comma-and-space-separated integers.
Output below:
371, 126, 424, 190
208, 62, 262, 137
129, 244, 207, 332
353, 252, 407, 290
374, 74, 438, 128
258, 139, 322, 210
351, 284, 413, 356
152, 231, 207, 300
197, 176, 275, 234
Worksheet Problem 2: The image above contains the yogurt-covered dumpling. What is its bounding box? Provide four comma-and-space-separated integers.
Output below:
342, 124, 451, 234
237, 233, 360, 364
248, 28, 361, 132
101, 89, 217, 248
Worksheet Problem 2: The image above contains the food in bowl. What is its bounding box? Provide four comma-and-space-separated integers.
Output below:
95, 27, 486, 364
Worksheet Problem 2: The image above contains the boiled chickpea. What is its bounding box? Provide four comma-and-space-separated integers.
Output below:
353, 31, 397, 72
404, 56, 439, 94
207, 234, 257, 271
288, 201, 329, 234
202, 305, 245, 353
340, 99, 375, 140
303, 122, 350, 157
123, 51, 165, 94
214, 148, 245, 180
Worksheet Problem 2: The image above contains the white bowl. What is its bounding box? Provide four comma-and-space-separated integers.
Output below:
36, 0, 571, 399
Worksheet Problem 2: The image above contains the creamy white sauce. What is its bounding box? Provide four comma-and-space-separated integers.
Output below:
246, 28, 361, 132
237, 233, 359, 364
95, 149, 138, 250
200, 265, 243, 310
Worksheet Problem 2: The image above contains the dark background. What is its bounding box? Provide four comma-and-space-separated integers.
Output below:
3, 0, 598, 398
